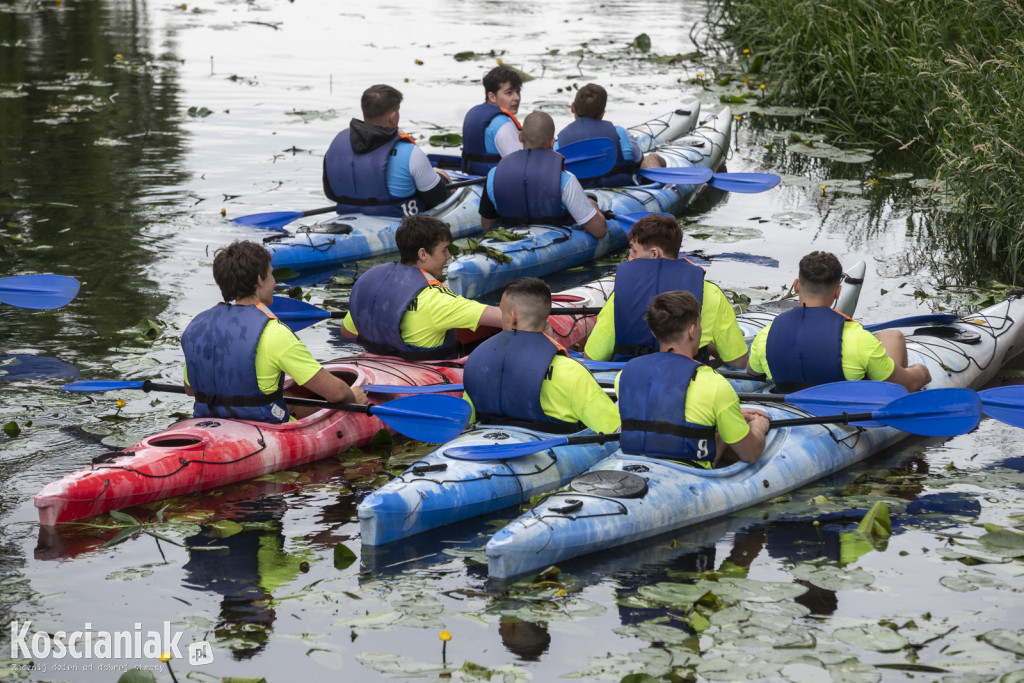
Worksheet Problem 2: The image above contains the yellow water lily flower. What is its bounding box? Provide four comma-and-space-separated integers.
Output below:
439, 630, 452, 641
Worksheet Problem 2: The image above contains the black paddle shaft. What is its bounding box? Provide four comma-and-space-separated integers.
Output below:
769, 412, 873, 428
143, 381, 371, 414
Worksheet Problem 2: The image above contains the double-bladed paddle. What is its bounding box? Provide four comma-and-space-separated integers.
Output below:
639, 167, 781, 193
61, 379, 471, 443
441, 386, 980, 460
230, 138, 619, 230
0, 274, 81, 310
977, 386, 1024, 428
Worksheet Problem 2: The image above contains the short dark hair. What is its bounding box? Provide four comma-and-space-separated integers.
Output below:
361, 84, 403, 121
483, 66, 523, 97
628, 214, 682, 256
645, 290, 701, 342
521, 111, 555, 148
502, 277, 551, 328
798, 251, 843, 297
212, 241, 271, 302
396, 215, 453, 264
573, 83, 607, 119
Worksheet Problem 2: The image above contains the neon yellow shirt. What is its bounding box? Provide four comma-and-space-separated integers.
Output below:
584, 283, 748, 363
614, 364, 749, 445
342, 282, 488, 349
748, 319, 895, 381
184, 317, 323, 394
466, 354, 621, 434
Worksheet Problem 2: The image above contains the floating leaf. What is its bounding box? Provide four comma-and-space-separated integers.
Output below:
334, 542, 357, 570
371, 428, 393, 455
620, 674, 659, 683
839, 530, 875, 565
977, 525, 1024, 552
428, 133, 462, 147
856, 500, 891, 546
306, 648, 344, 670
979, 629, 1024, 656
187, 106, 212, 118
720, 93, 750, 104
453, 51, 479, 62
790, 562, 875, 591
272, 267, 300, 281
630, 33, 651, 53
3, 421, 20, 437
117, 670, 157, 683
833, 624, 908, 652
133, 318, 163, 341
207, 519, 243, 538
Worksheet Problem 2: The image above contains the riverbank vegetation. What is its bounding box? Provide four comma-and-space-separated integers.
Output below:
702, 0, 1024, 282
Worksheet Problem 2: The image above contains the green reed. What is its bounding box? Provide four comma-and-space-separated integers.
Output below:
703, 0, 1024, 281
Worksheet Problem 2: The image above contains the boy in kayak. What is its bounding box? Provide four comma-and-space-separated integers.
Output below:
478, 111, 608, 239
584, 214, 747, 365
616, 290, 769, 467
182, 241, 366, 423
323, 84, 451, 218
340, 215, 503, 359
461, 65, 524, 175
463, 277, 620, 434
555, 83, 664, 187
747, 251, 932, 392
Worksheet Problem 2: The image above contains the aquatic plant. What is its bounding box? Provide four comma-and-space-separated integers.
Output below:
701, 0, 1024, 281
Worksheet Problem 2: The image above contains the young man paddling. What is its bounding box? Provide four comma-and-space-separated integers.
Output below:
616, 291, 768, 467
340, 215, 503, 359
555, 83, 664, 187
584, 214, 747, 365
182, 241, 366, 423
323, 84, 451, 218
461, 66, 524, 175
478, 111, 608, 239
463, 277, 620, 434
747, 251, 932, 392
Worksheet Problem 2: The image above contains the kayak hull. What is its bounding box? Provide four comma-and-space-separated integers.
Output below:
486, 293, 1024, 579
262, 103, 701, 273
445, 107, 732, 299
35, 279, 613, 526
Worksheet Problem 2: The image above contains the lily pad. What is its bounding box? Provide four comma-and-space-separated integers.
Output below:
789, 563, 875, 591
833, 624, 908, 652
428, 133, 462, 147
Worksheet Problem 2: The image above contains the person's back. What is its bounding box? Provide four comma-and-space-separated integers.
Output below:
463, 277, 620, 434
748, 251, 932, 392
555, 83, 644, 188
323, 84, 449, 218
584, 215, 748, 366
182, 241, 364, 423
616, 291, 768, 467
340, 215, 503, 359
479, 111, 608, 239
461, 66, 524, 175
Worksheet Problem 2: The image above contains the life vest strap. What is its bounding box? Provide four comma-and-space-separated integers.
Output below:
193, 384, 285, 408
475, 412, 584, 435
621, 418, 715, 441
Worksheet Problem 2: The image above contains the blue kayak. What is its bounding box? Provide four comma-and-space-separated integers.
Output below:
444, 107, 732, 299
355, 262, 865, 547
262, 103, 701, 273
485, 293, 1024, 579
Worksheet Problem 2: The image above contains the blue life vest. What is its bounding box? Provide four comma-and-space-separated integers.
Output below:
764, 306, 847, 392
348, 262, 458, 360
463, 330, 581, 432
486, 149, 571, 226
182, 303, 289, 423
323, 129, 424, 218
461, 103, 520, 175
613, 258, 705, 361
557, 118, 637, 187
619, 353, 717, 462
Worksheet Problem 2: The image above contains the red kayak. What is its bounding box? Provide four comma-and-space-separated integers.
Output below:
35, 278, 613, 526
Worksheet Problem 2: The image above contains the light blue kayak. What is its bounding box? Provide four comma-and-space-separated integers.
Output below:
356, 263, 865, 547
263, 103, 702, 273
444, 106, 730, 299
486, 294, 1024, 579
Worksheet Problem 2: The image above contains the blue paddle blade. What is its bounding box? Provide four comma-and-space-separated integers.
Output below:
979, 386, 1024, 428
0, 274, 80, 310
639, 167, 714, 185
363, 383, 465, 395
788, 381, 908, 427
707, 172, 781, 193
616, 212, 673, 227
0, 354, 79, 381
875, 388, 981, 436
559, 138, 618, 179
788, 381, 908, 418
63, 380, 146, 392
444, 435, 570, 460
863, 314, 960, 332
371, 394, 471, 443
269, 295, 331, 332
231, 210, 304, 229
581, 360, 626, 372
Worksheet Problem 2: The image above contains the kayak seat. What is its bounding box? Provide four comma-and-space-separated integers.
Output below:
912, 326, 982, 344
570, 470, 648, 499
